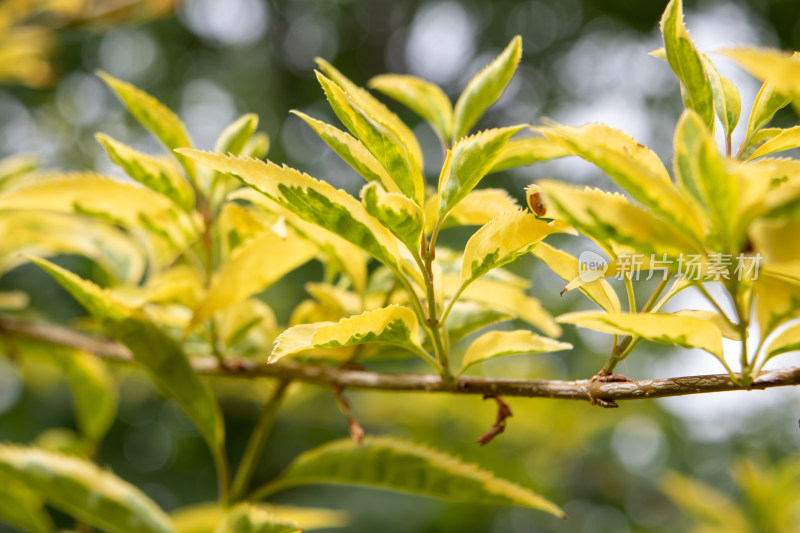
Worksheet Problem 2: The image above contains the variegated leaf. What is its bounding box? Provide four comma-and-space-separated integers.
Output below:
746, 126, 800, 161
368, 74, 453, 143
214, 504, 300, 533
720, 47, 800, 101
424, 188, 519, 233
361, 181, 423, 254
445, 301, 512, 344
171, 503, 348, 533
460, 330, 571, 373
488, 136, 571, 174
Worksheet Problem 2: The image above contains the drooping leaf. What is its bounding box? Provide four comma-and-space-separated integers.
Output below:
445, 301, 512, 344
97, 70, 197, 182
538, 180, 702, 258
460, 330, 571, 373
672, 310, 741, 340
368, 74, 453, 143
29, 258, 225, 472
488, 136, 571, 174
15, 337, 117, 442
0, 479, 55, 533
531, 243, 621, 312
177, 151, 403, 275
660, 0, 715, 130
673, 110, 740, 252
0, 445, 173, 533
171, 503, 348, 533
557, 310, 724, 359
361, 181, 424, 255
754, 273, 800, 336
438, 126, 524, 221
764, 320, 800, 364
291, 110, 400, 194
447, 276, 561, 338
533, 123, 703, 238
424, 188, 519, 233
460, 210, 563, 285
720, 47, 800, 101
317, 72, 424, 205
0, 210, 146, 285
256, 436, 565, 519
188, 227, 317, 332
96, 133, 195, 212
315, 58, 424, 173
214, 504, 300, 533
746, 126, 800, 161
453, 36, 522, 140
272, 305, 421, 362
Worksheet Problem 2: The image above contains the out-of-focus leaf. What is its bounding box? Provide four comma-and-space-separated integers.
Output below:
720, 47, 800, 101
701, 53, 741, 139
29, 258, 225, 473
754, 274, 800, 336
0, 478, 54, 533
0, 445, 173, 533
178, 151, 403, 275
438, 126, 524, 221
659, 470, 749, 532
533, 123, 703, 238
188, 227, 317, 332
453, 36, 522, 140
488, 136, 571, 173
96, 133, 194, 212
445, 302, 512, 344
214, 504, 300, 533
673, 310, 741, 340
746, 126, 800, 160
257, 436, 565, 519
97, 70, 197, 182
368, 74, 453, 143
661, 0, 715, 130
743, 73, 793, 145
531, 243, 621, 312
171, 503, 348, 533
424, 188, 519, 233
361, 181, 423, 254
763, 320, 800, 361
315, 58, 424, 174
317, 72, 424, 205
460, 330, 571, 373
558, 310, 724, 359
272, 305, 421, 362
460, 210, 562, 285
214, 114, 259, 156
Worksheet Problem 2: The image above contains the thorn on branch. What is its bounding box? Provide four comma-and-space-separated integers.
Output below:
477, 395, 513, 446
333, 385, 364, 444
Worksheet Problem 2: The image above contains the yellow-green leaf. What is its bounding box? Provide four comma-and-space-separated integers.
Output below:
557, 310, 724, 359
172, 503, 348, 533
424, 188, 519, 233
438, 126, 524, 220
361, 181, 423, 255
291, 110, 400, 194
659, 471, 749, 532
448, 276, 561, 338
661, 0, 715, 130
460, 330, 571, 373
445, 302, 512, 344
315, 58, 424, 174
720, 47, 800, 101
533, 123, 703, 238
673, 110, 740, 252
701, 53, 741, 139
488, 136, 571, 174
460, 210, 562, 285
29, 258, 225, 475
531, 242, 621, 312
214, 504, 300, 533
539, 180, 701, 258
754, 273, 800, 336
453, 36, 522, 140
368, 73, 453, 143
673, 310, 741, 340
214, 113, 259, 156
316, 72, 424, 205
96, 133, 195, 212
177, 151, 403, 275
0, 445, 173, 533
188, 227, 317, 332
743, 76, 792, 144
98, 70, 197, 182
764, 320, 800, 360
0, 479, 55, 533
272, 305, 421, 362
746, 125, 800, 160
256, 436, 565, 519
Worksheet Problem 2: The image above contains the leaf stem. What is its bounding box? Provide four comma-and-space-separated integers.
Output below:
229, 379, 291, 502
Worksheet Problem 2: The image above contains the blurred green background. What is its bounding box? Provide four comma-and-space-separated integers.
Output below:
2, 0, 800, 531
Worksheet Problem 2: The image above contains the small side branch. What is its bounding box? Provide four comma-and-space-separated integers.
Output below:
3, 318, 800, 404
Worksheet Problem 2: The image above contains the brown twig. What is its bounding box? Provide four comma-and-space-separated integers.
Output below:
477, 396, 513, 445
3, 317, 800, 404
